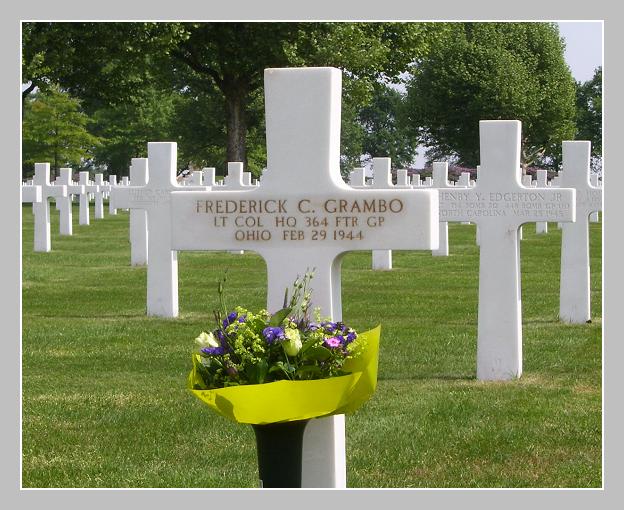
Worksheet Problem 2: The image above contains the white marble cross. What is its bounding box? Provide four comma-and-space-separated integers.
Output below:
396, 169, 410, 187
78, 172, 99, 225
519, 175, 535, 240
55, 168, 85, 235
202, 167, 217, 187
348, 167, 367, 188
370, 158, 397, 271
129, 159, 149, 266
221, 162, 247, 189
459, 172, 473, 225
21, 182, 42, 204
189, 171, 203, 186
559, 141, 602, 324
31, 163, 67, 252
431, 161, 464, 257
108, 175, 118, 215
110, 147, 208, 317
439, 120, 576, 380
535, 170, 549, 234
169, 67, 438, 487
94, 174, 107, 219
589, 173, 600, 222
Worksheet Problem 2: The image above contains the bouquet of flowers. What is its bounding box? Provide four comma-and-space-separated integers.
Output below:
188, 270, 380, 424
187, 270, 380, 488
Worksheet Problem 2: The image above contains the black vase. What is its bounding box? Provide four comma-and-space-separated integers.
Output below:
251, 419, 310, 488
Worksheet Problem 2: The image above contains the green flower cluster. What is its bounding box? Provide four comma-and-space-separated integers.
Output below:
190, 271, 366, 389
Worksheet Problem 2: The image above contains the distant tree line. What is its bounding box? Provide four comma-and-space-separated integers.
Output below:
21, 22, 602, 179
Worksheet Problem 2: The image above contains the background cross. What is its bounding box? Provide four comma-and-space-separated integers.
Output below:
559, 141, 603, 323
55, 168, 85, 235
439, 120, 576, 380
31, 163, 67, 252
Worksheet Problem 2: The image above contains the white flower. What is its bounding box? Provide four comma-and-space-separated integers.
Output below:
282, 328, 302, 356
195, 331, 219, 348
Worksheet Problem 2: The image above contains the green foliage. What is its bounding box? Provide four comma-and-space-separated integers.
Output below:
22, 22, 440, 173
576, 67, 602, 162
89, 86, 177, 175
405, 22, 577, 168
358, 83, 419, 168
22, 86, 101, 177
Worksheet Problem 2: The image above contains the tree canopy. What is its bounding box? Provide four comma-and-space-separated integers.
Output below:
22, 22, 441, 175
404, 22, 577, 169
575, 67, 602, 170
21, 22, 594, 177
22, 86, 101, 176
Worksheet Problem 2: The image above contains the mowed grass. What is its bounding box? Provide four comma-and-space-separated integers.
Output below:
21, 202, 602, 488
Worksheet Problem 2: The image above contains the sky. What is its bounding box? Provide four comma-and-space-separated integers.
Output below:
557, 21, 603, 82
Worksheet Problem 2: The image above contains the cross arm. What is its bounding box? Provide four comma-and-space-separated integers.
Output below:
439, 187, 575, 226
48, 184, 67, 199
21, 185, 42, 203
169, 187, 439, 252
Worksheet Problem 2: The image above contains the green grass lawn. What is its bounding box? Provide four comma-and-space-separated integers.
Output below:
21, 203, 602, 488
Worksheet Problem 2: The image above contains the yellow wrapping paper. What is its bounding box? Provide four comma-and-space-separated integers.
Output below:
188, 325, 380, 424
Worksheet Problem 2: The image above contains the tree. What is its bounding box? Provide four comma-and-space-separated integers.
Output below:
23, 22, 442, 172
357, 83, 418, 168
404, 22, 577, 169
576, 67, 602, 170
22, 86, 101, 178
168, 22, 440, 169
89, 86, 179, 176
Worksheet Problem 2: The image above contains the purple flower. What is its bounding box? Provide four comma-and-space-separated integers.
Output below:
321, 321, 338, 333
238, 314, 247, 323
324, 336, 342, 348
222, 311, 238, 328
200, 346, 226, 356
263, 326, 286, 344
346, 331, 357, 343
307, 322, 320, 331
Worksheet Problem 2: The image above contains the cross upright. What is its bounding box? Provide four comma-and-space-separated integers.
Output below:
559, 141, 602, 324
439, 120, 576, 380
348, 167, 367, 188
129, 158, 149, 266
110, 148, 208, 317
589, 173, 600, 222
31, 163, 67, 252
169, 67, 438, 487
202, 167, 217, 186
108, 175, 118, 215
431, 161, 466, 257
535, 169, 549, 234
93, 174, 107, 219
55, 168, 85, 235
221, 162, 247, 189
21, 182, 41, 204
369, 157, 411, 271
78, 171, 99, 225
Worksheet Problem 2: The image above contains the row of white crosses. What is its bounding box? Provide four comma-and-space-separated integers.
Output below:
21, 167, 131, 251
347, 122, 598, 381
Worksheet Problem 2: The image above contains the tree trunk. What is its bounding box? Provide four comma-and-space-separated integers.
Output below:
22, 82, 36, 118
225, 91, 247, 170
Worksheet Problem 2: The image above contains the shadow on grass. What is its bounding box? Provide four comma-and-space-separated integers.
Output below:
379, 373, 475, 382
